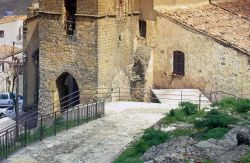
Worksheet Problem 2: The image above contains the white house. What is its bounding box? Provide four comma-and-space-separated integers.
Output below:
0, 15, 26, 94
0, 15, 26, 48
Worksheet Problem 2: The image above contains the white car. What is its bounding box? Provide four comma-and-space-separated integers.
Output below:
0, 92, 23, 110
0, 105, 15, 118
0, 92, 14, 106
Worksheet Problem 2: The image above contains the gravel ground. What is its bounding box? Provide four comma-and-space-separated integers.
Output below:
6, 102, 173, 163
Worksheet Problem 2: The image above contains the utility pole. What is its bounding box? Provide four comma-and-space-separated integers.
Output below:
15, 58, 20, 140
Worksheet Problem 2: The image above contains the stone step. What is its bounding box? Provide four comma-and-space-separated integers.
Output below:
152, 89, 211, 108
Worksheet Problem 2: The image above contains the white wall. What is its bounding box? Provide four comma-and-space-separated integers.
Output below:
0, 20, 24, 48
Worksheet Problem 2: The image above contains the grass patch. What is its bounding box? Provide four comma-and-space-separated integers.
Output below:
113, 128, 170, 163
161, 109, 205, 125
212, 97, 250, 113
241, 154, 250, 163
194, 109, 238, 129
113, 128, 193, 163
202, 128, 229, 140
211, 97, 237, 110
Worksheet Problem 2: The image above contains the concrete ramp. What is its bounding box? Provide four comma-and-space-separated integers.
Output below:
152, 89, 211, 108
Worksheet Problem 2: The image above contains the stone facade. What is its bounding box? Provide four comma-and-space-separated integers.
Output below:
143, 3, 250, 96
24, 0, 250, 112
24, 0, 152, 112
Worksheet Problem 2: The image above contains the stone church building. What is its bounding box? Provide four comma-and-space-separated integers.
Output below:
23, 0, 250, 112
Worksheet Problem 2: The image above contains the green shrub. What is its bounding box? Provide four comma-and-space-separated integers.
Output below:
141, 128, 170, 147
241, 153, 250, 163
202, 128, 229, 140
161, 110, 185, 125
113, 128, 170, 163
235, 99, 250, 113
170, 128, 193, 138
194, 109, 237, 129
169, 109, 175, 117
219, 97, 237, 108
179, 102, 198, 115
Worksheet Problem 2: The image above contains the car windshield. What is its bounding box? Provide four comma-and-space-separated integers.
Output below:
0, 94, 8, 100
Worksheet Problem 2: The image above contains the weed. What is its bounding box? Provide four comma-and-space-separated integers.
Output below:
202, 128, 229, 140
113, 128, 170, 163
179, 102, 198, 115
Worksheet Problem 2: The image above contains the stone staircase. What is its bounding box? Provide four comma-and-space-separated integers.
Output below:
151, 89, 211, 109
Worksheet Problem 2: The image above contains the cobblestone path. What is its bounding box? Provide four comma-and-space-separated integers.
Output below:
6, 102, 172, 163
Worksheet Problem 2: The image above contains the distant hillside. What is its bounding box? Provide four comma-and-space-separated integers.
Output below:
0, 0, 35, 18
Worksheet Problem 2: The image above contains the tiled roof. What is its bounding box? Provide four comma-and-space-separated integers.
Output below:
160, 2, 250, 54
212, 0, 250, 20
0, 15, 27, 25
0, 45, 21, 59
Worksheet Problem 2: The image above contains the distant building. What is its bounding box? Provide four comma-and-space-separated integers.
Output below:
0, 45, 23, 93
0, 15, 26, 95
0, 15, 26, 48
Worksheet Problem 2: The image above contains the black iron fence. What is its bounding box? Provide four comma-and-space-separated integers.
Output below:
0, 101, 105, 160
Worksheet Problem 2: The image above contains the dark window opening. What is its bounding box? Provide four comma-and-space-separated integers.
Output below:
18, 27, 22, 41
56, 72, 80, 112
173, 51, 185, 76
139, 20, 146, 38
65, 0, 76, 35
0, 30, 4, 38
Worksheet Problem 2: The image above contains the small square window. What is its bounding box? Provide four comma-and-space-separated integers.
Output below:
0, 30, 4, 38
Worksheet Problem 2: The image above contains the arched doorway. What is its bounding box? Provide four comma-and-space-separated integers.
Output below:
56, 72, 80, 111
130, 60, 145, 101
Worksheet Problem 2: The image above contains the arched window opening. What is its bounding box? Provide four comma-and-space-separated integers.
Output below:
65, 0, 76, 35
173, 51, 185, 76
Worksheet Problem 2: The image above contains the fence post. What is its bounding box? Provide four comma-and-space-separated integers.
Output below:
5, 130, 8, 158
87, 104, 89, 122
40, 115, 43, 141
181, 91, 183, 103
54, 112, 57, 136
24, 121, 27, 147
66, 109, 69, 130
199, 94, 201, 110
95, 102, 98, 118
119, 87, 121, 101
77, 106, 80, 125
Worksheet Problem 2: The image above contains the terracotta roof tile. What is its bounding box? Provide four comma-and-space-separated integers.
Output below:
212, 0, 250, 19
161, 3, 250, 54
0, 15, 27, 25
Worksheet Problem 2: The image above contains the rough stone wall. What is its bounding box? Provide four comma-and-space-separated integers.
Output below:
40, 0, 63, 13
23, 6, 40, 111
37, 0, 145, 111
151, 16, 250, 95
97, 15, 140, 101
38, 12, 98, 111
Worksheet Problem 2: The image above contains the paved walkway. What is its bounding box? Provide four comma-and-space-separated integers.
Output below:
6, 102, 173, 163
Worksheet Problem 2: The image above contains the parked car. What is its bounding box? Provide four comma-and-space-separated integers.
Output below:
0, 92, 14, 107
0, 92, 23, 109
0, 105, 15, 118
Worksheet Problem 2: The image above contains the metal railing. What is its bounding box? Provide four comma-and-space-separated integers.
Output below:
0, 99, 104, 160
